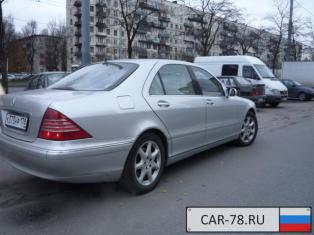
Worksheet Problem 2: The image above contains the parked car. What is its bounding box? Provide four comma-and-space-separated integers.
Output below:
281, 79, 314, 101
0, 60, 258, 194
26, 72, 69, 90
218, 76, 266, 106
194, 56, 288, 107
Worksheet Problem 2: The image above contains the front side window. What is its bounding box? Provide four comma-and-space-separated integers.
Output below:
158, 65, 196, 95
191, 66, 224, 96
243, 66, 260, 80
51, 62, 138, 91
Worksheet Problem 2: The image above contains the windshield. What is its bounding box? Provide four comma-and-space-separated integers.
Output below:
294, 81, 302, 86
235, 76, 251, 85
50, 62, 138, 91
254, 64, 278, 80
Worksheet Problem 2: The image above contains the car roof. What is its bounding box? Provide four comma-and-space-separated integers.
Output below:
110, 59, 196, 67
194, 56, 264, 64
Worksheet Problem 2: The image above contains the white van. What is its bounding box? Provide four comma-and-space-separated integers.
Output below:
194, 56, 288, 107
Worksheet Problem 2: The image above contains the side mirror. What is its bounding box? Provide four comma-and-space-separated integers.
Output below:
228, 88, 238, 97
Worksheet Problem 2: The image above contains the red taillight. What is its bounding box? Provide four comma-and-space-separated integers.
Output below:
38, 108, 92, 141
251, 88, 257, 96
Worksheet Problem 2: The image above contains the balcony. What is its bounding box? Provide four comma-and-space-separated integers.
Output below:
74, 0, 81, 7
96, 2, 107, 8
74, 9, 82, 18
96, 43, 106, 47
96, 9, 106, 18
74, 51, 82, 57
74, 41, 82, 48
139, 1, 160, 12
159, 16, 170, 22
184, 22, 193, 28
159, 32, 170, 39
74, 20, 82, 27
96, 21, 106, 28
188, 15, 206, 24
75, 30, 82, 37
149, 21, 166, 29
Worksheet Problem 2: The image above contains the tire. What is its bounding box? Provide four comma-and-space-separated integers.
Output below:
120, 132, 166, 194
269, 102, 280, 107
235, 112, 258, 146
298, 92, 306, 101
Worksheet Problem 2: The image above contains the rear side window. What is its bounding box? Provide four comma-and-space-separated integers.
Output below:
190, 66, 224, 97
149, 74, 164, 95
27, 76, 39, 90
222, 64, 238, 76
158, 65, 196, 95
47, 73, 67, 86
50, 62, 138, 91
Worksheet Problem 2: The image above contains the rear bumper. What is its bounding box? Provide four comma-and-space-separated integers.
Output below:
265, 94, 285, 104
0, 131, 133, 183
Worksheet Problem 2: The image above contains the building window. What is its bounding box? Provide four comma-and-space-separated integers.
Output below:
90, 26, 94, 32
107, 29, 110, 35
90, 6, 94, 12
114, 30, 117, 36
91, 16, 94, 22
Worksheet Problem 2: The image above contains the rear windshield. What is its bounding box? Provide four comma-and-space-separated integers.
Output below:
235, 76, 251, 85
50, 62, 138, 91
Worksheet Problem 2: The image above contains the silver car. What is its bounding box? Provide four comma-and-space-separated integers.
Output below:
0, 60, 257, 194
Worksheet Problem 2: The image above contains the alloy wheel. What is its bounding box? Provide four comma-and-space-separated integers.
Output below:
134, 141, 161, 186
240, 116, 256, 144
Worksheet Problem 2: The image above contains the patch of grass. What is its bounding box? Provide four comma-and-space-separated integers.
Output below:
8, 80, 29, 87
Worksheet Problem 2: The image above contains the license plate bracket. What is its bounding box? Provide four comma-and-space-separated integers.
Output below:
5, 112, 29, 131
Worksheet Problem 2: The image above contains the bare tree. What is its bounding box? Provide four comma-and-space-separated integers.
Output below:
22, 20, 38, 74
220, 22, 239, 55
116, 0, 162, 58
45, 21, 67, 71
265, 0, 288, 72
186, 0, 240, 56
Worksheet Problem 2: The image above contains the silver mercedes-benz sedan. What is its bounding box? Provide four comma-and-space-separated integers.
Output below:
0, 60, 257, 194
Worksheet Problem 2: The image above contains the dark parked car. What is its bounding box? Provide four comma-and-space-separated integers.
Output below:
26, 72, 69, 90
218, 76, 266, 106
281, 79, 314, 101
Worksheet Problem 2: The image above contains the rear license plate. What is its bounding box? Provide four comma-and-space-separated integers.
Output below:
5, 113, 29, 131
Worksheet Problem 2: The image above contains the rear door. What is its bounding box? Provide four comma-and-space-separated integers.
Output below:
189, 66, 243, 144
144, 64, 206, 156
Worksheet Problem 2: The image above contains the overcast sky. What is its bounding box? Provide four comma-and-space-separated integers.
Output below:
3, 0, 314, 32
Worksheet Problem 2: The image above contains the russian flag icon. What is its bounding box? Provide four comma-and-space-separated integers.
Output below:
280, 208, 312, 233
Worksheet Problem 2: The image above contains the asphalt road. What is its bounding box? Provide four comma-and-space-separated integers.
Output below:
0, 101, 313, 235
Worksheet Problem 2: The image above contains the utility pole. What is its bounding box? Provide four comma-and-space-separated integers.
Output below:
0, 0, 8, 94
82, 0, 91, 65
286, 0, 294, 61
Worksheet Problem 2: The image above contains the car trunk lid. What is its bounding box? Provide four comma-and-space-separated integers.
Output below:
0, 89, 93, 142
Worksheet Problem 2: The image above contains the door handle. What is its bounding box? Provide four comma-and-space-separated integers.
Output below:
206, 99, 214, 105
157, 100, 170, 108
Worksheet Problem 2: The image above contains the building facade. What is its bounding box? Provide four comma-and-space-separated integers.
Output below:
66, 0, 302, 71
9, 35, 65, 74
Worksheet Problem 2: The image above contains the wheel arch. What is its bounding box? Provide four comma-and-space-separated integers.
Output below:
133, 128, 170, 163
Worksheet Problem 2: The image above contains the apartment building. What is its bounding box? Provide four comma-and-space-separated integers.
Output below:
66, 0, 302, 71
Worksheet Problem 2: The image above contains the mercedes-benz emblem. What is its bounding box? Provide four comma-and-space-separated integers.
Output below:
11, 98, 16, 106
